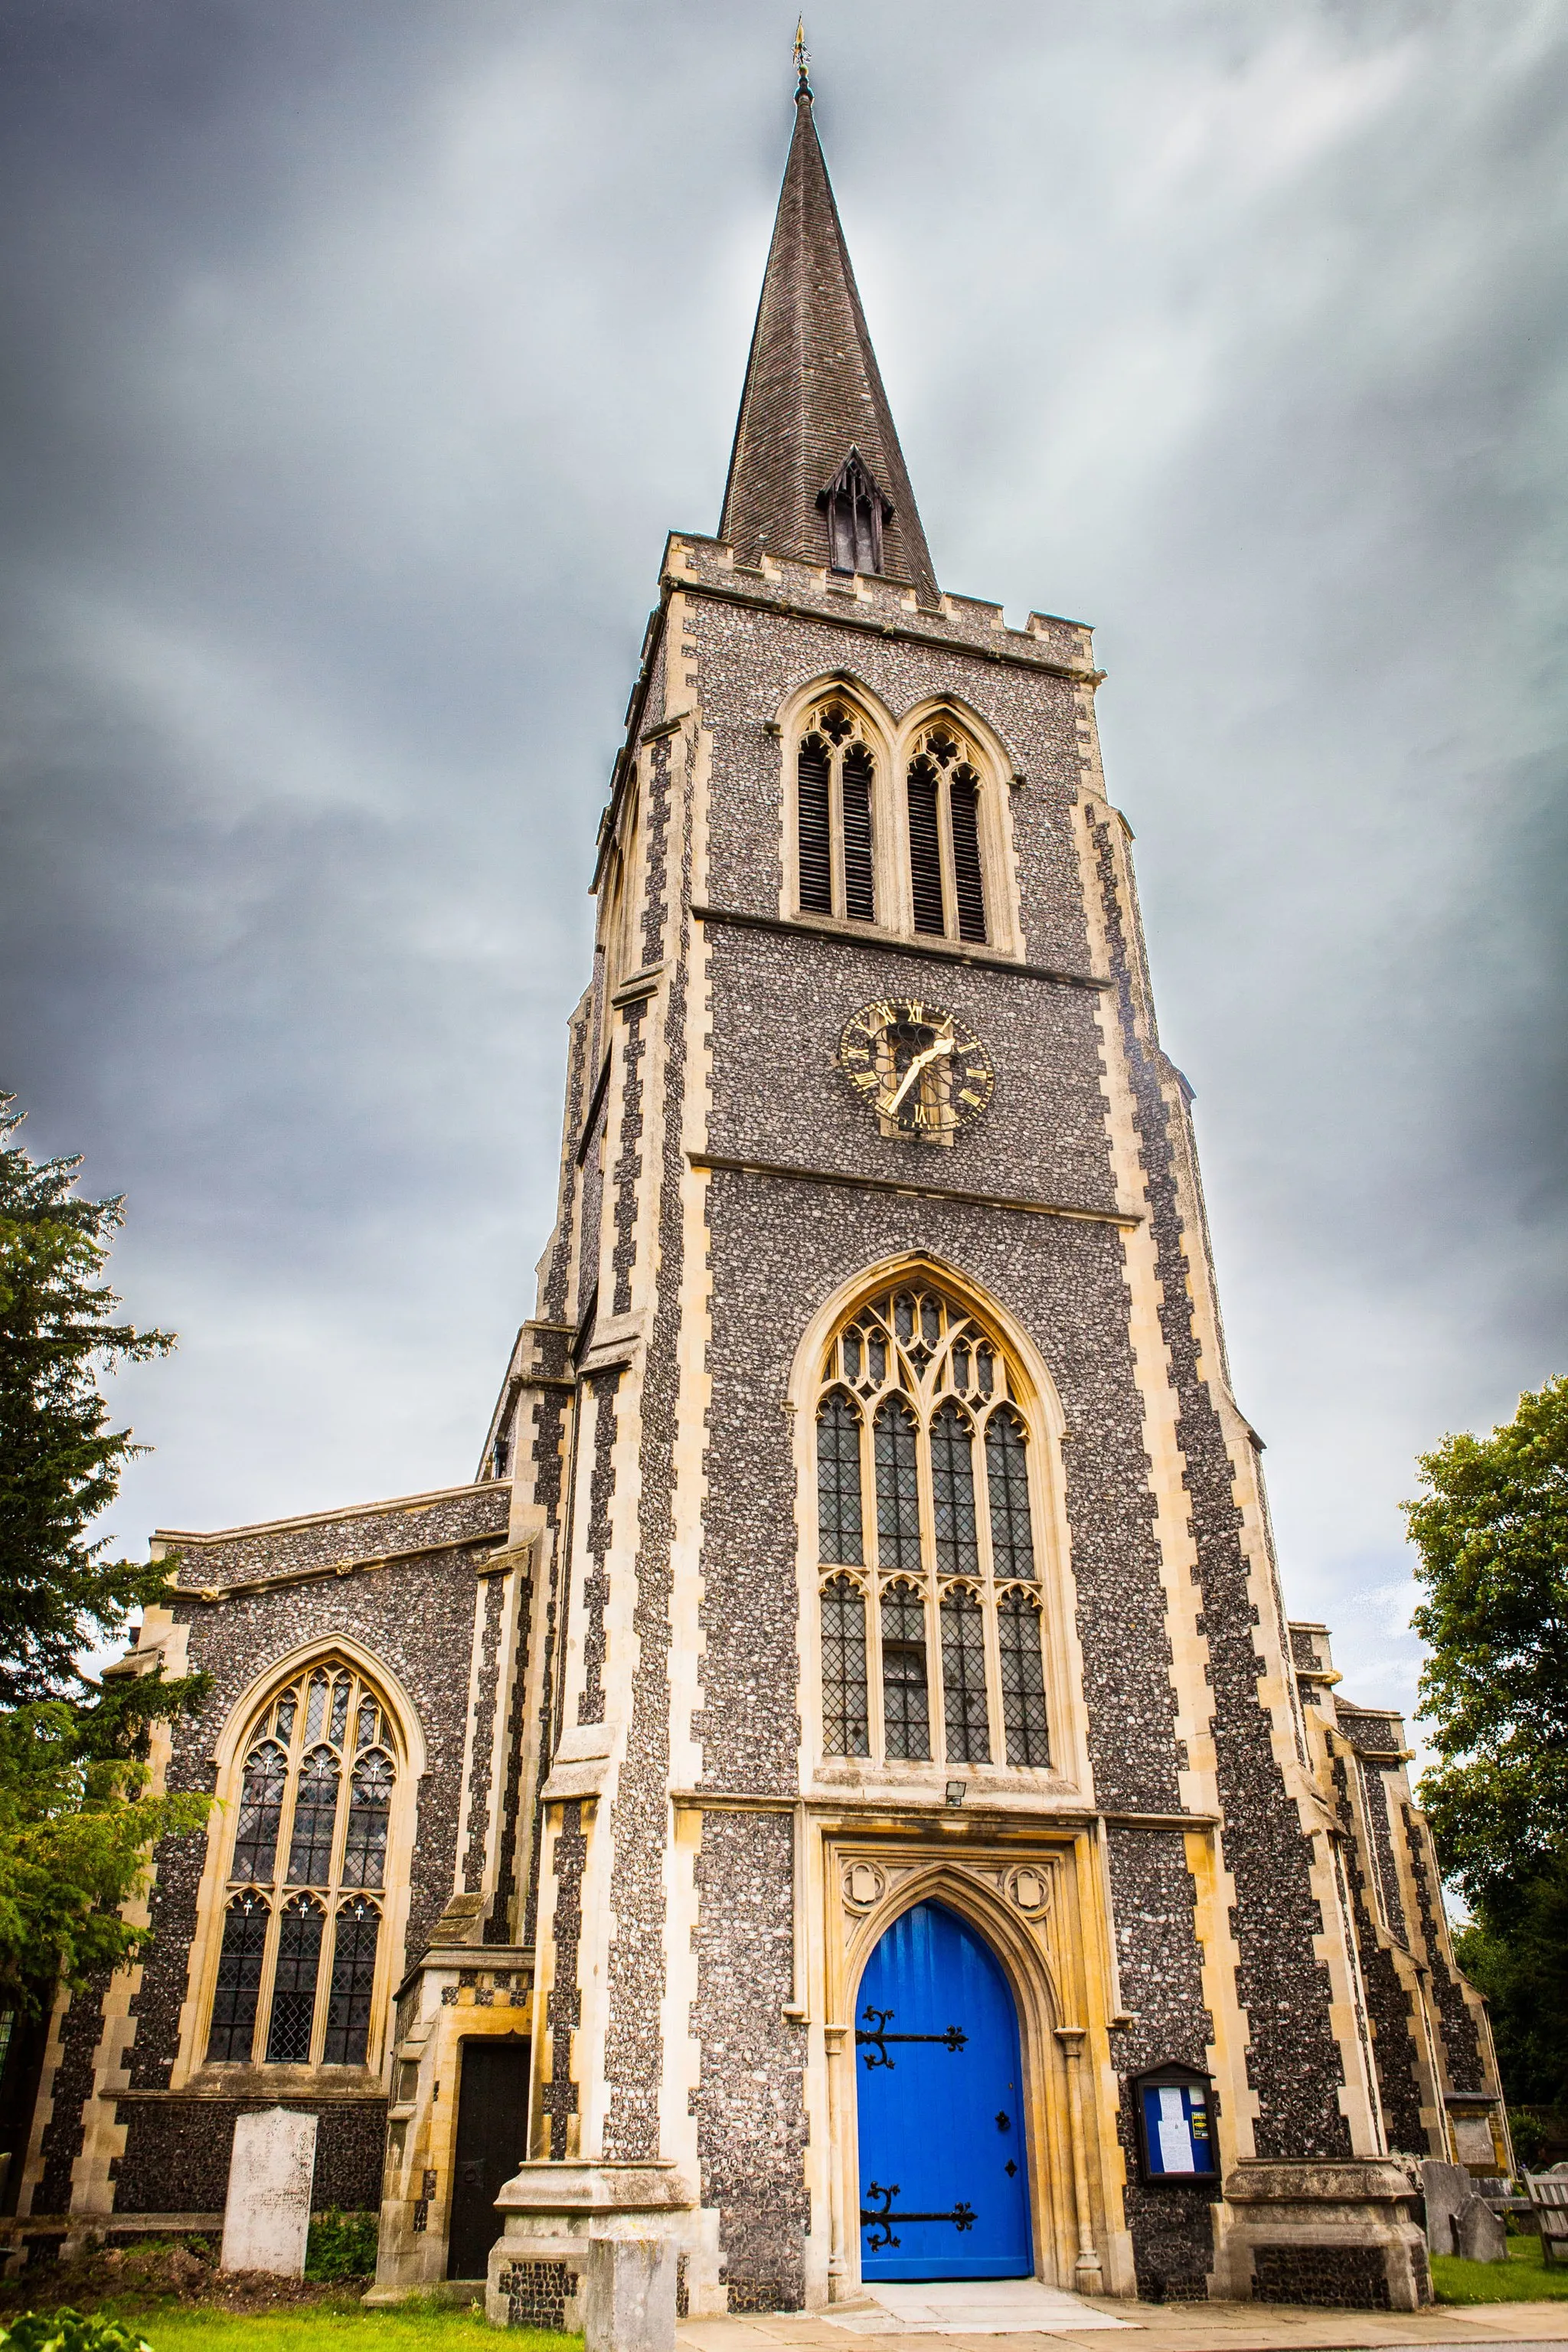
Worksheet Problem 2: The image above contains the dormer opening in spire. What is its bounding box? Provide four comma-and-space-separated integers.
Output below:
818, 448, 893, 576
718, 67, 939, 603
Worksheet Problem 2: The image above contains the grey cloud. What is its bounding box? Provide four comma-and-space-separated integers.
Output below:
2, 0, 1563, 1742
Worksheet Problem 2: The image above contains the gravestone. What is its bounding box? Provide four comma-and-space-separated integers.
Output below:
220, 2107, 318, 2276
1455, 2194, 1508, 2263
1420, 2159, 1472, 2257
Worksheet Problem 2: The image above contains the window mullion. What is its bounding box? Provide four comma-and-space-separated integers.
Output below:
974, 1420, 1005, 1765
864, 1410, 887, 1761
251, 1908, 283, 2069
312, 1905, 337, 2067
915, 1407, 945, 1766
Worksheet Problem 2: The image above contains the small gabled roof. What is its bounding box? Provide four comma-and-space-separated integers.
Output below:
717, 72, 939, 603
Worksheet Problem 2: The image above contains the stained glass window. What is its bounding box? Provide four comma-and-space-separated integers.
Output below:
266, 1894, 325, 2063
880, 1585, 931, 1760
230, 1740, 287, 1883
322, 1897, 381, 2065
986, 1408, 1034, 1579
205, 1891, 270, 2063
930, 1402, 979, 1577
207, 1661, 399, 2069
941, 1587, 991, 1765
874, 1400, 923, 1573
287, 1748, 341, 1886
817, 1282, 1051, 1773
998, 1591, 1050, 1767
341, 1753, 394, 1889
821, 1576, 871, 1758
817, 1392, 864, 1566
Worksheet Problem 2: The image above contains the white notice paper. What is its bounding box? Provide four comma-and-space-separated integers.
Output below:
1155, 2087, 1195, 2174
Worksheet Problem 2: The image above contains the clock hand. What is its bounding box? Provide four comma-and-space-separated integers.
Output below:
886, 1033, 954, 1116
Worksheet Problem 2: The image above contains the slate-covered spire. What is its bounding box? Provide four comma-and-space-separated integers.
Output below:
718, 66, 939, 603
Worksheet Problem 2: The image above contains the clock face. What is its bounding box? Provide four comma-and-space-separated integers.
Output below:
837, 997, 995, 1140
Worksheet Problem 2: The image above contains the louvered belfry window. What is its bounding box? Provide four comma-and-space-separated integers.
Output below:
795, 701, 876, 922
906, 724, 988, 944
815, 1282, 1051, 1770
205, 1661, 397, 2069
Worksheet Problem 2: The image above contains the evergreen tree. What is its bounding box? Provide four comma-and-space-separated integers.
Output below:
1, 1093, 175, 1700
1407, 1375, 1568, 2105
0, 1093, 208, 2007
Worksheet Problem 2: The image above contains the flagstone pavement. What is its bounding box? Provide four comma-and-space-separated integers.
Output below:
678, 2278, 1568, 2352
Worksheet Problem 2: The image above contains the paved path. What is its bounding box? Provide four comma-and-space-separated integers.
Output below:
678, 2290, 1568, 2352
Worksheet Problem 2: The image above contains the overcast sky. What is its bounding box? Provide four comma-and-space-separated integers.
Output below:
2, 0, 1563, 1742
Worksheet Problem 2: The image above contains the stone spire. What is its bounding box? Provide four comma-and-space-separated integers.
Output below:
717, 67, 939, 603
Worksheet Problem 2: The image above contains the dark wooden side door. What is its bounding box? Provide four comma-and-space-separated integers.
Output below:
446, 2035, 531, 2280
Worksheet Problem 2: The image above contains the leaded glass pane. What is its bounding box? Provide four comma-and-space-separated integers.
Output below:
328, 1675, 351, 1746
273, 1690, 296, 1741
986, 1408, 1034, 1578
355, 1700, 380, 1751
322, 1898, 381, 2064
305, 1671, 329, 1745
941, 1588, 991, 1765
231, 1741, 288, 1883
929, 1402, 979, 1577
816, 1393, 865, 1566
880, 1585, 930, 1761
820, 1576, 870, 1757
286, 1746, 341, 1886
206, 1892, 269, 2063
266, 1895, 324, 2063
341, 1753, 394, 1889
874, 1401, 922, 1572
998, 1591, 1050, 1767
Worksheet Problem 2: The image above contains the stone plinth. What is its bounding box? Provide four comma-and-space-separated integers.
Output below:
1211, 2158, 1431, 2311
485, 2160, 695, 2352
220, 2107, 318, 2278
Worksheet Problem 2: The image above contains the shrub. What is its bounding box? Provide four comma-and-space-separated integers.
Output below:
0, 2313, 152, 2352
304, 2209, 379, 2281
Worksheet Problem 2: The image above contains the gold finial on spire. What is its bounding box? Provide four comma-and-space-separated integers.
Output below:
794, 18, 811, 93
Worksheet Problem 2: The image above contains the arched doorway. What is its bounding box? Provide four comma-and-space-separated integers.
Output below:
855, 1901, 1033, 2281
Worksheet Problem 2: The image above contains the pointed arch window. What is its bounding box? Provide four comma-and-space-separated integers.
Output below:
795, 699, 876, 923
814, 1282, 1053, 1771
204, 1660, 399, 2070
906, 725, 988, 945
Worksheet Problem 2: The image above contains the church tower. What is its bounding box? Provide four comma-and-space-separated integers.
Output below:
15, 43, 1509, 2319
466, 57, 1438, 2317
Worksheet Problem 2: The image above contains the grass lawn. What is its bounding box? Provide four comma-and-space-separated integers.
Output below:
1432, 2239, 1568, 2302
24, 2305, 580, 2352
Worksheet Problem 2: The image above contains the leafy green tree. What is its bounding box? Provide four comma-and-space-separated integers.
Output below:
1408, 1375, 1568, 2105
0, 1093, 209, 2007
0, 1682, 210, 2010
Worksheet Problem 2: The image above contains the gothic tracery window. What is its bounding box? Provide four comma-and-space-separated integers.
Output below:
906, 724, 988, 945
796, 700, 876, 923
815, 1282, 1053, 1770
205, 1663, 398, 2070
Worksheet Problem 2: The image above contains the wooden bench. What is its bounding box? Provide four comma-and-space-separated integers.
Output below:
1524, 2172, 1568, 2266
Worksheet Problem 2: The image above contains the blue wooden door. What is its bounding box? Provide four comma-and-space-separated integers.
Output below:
855, 1901, 1032, 2280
